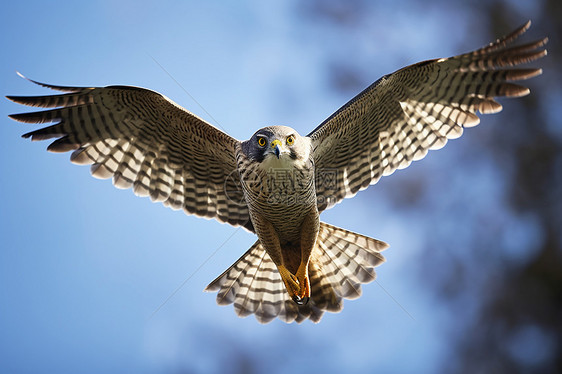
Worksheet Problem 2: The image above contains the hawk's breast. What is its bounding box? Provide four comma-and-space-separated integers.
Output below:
240, 154, 316, 241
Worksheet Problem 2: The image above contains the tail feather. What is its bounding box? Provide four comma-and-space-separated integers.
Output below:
205, 222, 388, 323
315, 222, 387, 299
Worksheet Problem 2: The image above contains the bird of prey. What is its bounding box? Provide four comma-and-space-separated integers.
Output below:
8, 21, 547, 323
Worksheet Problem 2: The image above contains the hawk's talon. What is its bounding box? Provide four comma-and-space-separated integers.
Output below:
279, 264, 311, 304
295, 274, 310, 298
292, 295, 310, 306
292, 264, 311, 305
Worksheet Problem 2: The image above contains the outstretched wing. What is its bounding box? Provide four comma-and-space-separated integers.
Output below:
309, 21, 547, 212
8, 78, 253, 231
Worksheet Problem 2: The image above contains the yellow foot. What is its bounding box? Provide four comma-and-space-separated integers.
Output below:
278, 264, 300, 297
295, 264, 310, 305
278, 265, 310, 306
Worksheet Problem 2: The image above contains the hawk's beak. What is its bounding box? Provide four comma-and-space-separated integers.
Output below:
271, 139, 282, 159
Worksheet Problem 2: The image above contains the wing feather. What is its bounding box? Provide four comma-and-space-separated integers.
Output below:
309, 21, 547, 212
8, 78, 252, 230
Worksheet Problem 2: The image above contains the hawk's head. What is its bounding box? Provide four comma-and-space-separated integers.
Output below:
242, 126, 311, 168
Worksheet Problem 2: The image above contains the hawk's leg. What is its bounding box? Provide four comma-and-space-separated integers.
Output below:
251, 212, 301, 301
294, 209, 320, 304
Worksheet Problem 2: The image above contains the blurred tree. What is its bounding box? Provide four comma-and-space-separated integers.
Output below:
296, 0, 562, 373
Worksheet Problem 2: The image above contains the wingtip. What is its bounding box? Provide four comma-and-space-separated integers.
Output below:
21, 130, 33, 139
542, 38, 549, 54
511, 20, 533, 40
203, 285, 216, 293
7, 73, 41, 101
15, 71, 41, 86
14, 71, 46, 88
13, 71, 85, 92
8, 113, 28, 123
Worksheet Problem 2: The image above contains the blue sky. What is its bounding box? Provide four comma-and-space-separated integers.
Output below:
0, 1, 552, 373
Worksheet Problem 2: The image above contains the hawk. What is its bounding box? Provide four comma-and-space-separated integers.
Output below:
8, 21, 547, 323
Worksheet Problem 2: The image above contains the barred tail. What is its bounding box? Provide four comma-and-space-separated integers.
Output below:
205, 222, 388, 323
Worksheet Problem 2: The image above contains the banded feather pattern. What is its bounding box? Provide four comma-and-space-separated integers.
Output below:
309, 21, 547, 212
8, 80, 252, 230
205, 222, 387, 323
8, 21, 547, 324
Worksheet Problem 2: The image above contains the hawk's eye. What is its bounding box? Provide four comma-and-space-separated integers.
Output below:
286, 135, 295, 146
257, 137, 267, 147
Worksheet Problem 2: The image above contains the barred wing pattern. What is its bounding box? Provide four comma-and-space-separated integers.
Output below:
205, 222, 387, 323
8, 80, 252, 230
310, 21, 547, 212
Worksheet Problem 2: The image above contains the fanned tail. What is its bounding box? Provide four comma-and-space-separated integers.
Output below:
205, 222, 388, 323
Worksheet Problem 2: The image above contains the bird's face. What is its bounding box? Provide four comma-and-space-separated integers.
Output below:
244, 126, 311, 167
